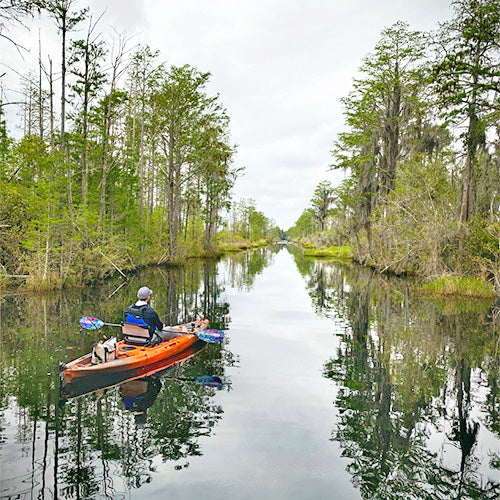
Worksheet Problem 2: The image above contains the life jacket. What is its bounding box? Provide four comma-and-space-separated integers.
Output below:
124, 304, 153, 332
123, 304, 163, 346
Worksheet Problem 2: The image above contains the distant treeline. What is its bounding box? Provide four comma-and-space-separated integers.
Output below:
0, 1, 278, 290
289, 0, 499, 294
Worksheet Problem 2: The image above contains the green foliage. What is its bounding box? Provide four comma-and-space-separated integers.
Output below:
460, 217, 500, 282
0, 182, 36, 273
285, 8, 500, 292
287, 9, 496, 293
368, 155, 459, 275
219, 198, 277, 248
432, 0, 500, 222
311, 181, 335, 231
0, 34, 254, 288
288, 208, 315, 239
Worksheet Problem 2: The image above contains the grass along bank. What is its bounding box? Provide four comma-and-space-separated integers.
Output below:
218, 239, 269, 253
303, 245, 353, 260
422, 276, 497, 299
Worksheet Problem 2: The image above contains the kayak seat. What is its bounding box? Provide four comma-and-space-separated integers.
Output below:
122, 323, 152, 346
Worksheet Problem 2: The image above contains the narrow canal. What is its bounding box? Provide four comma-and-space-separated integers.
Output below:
1, 246, 499, 499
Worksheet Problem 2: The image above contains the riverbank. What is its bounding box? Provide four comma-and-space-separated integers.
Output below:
0, 239, 271, 292
295, 239, 498, 299
218, 239, 269, 252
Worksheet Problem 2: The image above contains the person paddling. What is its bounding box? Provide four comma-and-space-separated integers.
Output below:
125, 286, 164, 331
124, 286, 182, 342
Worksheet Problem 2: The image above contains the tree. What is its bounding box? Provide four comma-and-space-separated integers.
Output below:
331, 22, 429, 254
311, 180, 334, 231
44, 0, 88, 153
287, 209, 315, 239
0, 3, 245, 286
195, 120, 236, 251
127, 45, 163, 226
153, 66, 219, 258
433, 0, 500, 222
68, 15, 106, 207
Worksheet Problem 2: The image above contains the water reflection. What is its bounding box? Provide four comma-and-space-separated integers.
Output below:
4, 246, 498, 498
222, 246, 280, 291
291, 252, 500, 499
0, 257, 241, 498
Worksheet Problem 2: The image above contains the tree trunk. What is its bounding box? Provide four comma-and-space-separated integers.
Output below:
80, 34, 91, 208
28, 82, 32, 136
173, 157, 181, 254
60, 10, 66, 152
166, 128, 177, 258
138, 93, 145, 223
381, 87, 400, 194
98, 62, 118, 230
460, 107, 478, 223
38, 31, 44, 141
48, 57, 54, 150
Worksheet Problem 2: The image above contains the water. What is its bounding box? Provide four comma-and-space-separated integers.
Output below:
1, 246, 499, 499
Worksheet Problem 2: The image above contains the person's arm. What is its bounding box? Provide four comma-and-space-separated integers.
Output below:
152, 310, 163, 331
145, 307, 164, 331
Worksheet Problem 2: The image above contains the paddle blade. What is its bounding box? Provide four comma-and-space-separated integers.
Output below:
196, 329, 224, 343
195, 375, 223, 388
79, 317, 105, 330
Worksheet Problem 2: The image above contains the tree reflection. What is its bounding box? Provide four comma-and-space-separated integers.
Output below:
293, 254, 500, 499
0, 256, 239, 498
222, 247, 279, 291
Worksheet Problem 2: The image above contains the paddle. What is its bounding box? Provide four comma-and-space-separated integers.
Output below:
157, 374, 223, 388
78, 316, 225, 343
196, 375, 223, 387
79, 317, 121, 330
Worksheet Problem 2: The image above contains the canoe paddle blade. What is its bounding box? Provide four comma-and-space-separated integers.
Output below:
79, 317, 105, 330
196, 329, 224, 343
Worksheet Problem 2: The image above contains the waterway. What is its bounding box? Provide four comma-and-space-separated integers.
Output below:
1, 246, 499, 499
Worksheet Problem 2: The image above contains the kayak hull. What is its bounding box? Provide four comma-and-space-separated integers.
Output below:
60, 341, 206, 400
62, 319, 209, 383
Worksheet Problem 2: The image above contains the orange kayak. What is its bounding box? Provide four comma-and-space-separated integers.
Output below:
61, 319, 209, 383
60, 341, 206, 400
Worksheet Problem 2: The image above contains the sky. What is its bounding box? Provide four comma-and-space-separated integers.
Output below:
2, 0, 453, 228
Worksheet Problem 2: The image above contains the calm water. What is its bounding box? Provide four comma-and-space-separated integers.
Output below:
1, 246, 499, 499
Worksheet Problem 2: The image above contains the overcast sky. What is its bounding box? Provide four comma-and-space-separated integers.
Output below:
2, 0, 453, 228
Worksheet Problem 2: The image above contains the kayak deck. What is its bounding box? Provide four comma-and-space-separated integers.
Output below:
62, 319, 209, 382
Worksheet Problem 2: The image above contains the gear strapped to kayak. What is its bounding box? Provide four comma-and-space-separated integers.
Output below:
91, 337, 117, 364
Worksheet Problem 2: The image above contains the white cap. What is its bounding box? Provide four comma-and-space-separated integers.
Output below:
137, 286, 153, 299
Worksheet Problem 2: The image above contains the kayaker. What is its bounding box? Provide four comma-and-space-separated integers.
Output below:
124, 286, 183, 341
125, 286, 164, 332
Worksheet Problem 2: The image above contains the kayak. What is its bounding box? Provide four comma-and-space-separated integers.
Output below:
60, 341, 206, 401
61, 318, 209, 383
